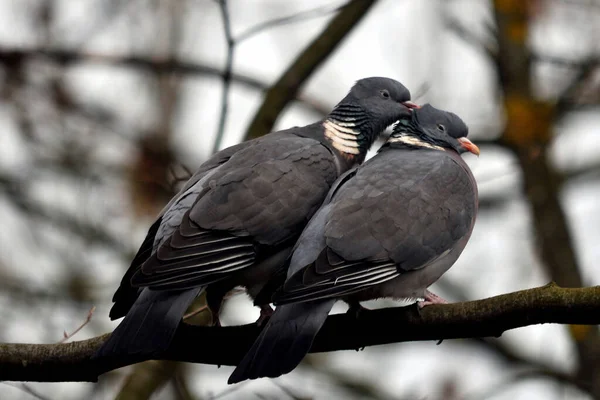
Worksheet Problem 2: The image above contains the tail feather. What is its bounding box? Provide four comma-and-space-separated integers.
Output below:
109, 218, 162, 320
94, 287, 201, 359
228, 300, 335, 383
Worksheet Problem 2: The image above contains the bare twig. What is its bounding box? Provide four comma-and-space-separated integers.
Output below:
59, 306, 96, 344
445, 17, 498, 64
212, 1, 352, 152
212, 0, 236, 154
236, 2, 344, 42
183, 305, 209, 321
244, 0, 379, 140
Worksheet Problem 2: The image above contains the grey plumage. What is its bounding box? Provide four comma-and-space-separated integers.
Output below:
100, 287, 202, 357
95, 77, 413, 359
229, 104, 479, 383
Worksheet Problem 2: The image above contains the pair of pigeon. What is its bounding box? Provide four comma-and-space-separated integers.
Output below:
95, 77, 479, 384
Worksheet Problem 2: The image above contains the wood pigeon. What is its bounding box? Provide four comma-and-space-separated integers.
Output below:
229, 104, 479, 383
95, 77, 415, 359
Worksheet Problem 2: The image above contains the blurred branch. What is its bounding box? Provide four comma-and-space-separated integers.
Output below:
60, 0, 130, 50
463, 369, 589, 400
0, 382, 52, 400
556, 56, 600, 114
0, 47, 330, 116
518, 151, 582, 287
303, 356, 396, 400
2, 283, 600, 382
0, 172, 129, 254
212, 0, 235, 154
236, 2, 344, 42
445, 16, 598, 76
470, 337, 591, 394
491, 1, 600, 397
561, 161, 600, 184
244, 0, 378, 140
445, 17, 499, 65
114, 361, 180, 400
115, 3, 189, 394
0, 274, 92, 305
211, 0, 348, 152
171, 368, 195, 400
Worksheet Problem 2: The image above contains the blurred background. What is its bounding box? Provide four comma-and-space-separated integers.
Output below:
0, 0, 599, 399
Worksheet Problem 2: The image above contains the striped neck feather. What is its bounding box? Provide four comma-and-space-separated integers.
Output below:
386, 132, 445, 151
323, 119, 361, 155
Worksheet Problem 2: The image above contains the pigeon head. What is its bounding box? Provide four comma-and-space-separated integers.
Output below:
389, 104, 479, 156
324, 77, 416, 161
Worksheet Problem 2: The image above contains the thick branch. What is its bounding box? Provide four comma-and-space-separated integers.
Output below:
0, 283, 599, 383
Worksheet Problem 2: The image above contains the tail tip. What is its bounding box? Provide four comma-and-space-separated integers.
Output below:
227, 372, 248, 385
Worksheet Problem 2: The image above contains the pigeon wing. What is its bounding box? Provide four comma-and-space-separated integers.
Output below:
275, 150, 477, 304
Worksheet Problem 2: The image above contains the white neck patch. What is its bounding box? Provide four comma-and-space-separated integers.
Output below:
387, 134, 445, 151
323, 119, 361, 155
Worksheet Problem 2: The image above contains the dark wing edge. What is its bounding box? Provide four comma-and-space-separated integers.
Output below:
109, 217, 162, 320
131, 209, 256, 290
109, 142, 250, 318
273, 248, 400, 305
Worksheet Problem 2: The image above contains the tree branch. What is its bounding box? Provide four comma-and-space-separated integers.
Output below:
212, 0, 236, 154
556, 56, 600, 115
244, 0, 379, 140
445, 16, 498, 65
1, 283, 599, 383
0, 47, 330, 116
491, 2, 600, 395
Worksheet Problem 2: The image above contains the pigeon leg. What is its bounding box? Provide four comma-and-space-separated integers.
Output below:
417, 290, 448, 309
346, 301, 369, 319
255, 305, 274, 326
206, 287, 226, 327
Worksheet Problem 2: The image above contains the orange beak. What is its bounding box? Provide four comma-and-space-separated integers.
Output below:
458, 137, 480, 156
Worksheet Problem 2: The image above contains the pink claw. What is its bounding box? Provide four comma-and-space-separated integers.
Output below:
417, 290, 449, 309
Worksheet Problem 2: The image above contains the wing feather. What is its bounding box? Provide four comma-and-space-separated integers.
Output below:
131, 133, 339, 291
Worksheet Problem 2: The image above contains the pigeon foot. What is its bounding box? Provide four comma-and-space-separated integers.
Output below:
256, 305, 274, 327
417, 290, 448, 309
346, 301, 369, 319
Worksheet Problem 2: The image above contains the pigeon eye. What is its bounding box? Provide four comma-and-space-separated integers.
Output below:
437, 124, 446, 132
380, 90, 390, 99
